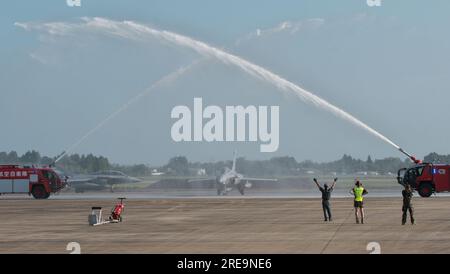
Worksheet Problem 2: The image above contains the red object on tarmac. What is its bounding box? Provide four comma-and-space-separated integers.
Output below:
109, 197, 126, 222
0, 164, 66, 199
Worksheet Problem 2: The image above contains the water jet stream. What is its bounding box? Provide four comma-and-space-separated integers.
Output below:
84, 17, 402, 150
18, 18, 407, 162
54, 60, 203, 163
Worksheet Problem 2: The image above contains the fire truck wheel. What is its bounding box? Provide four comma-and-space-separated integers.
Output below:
418, 183, 433, 198
31, 185, 49, 199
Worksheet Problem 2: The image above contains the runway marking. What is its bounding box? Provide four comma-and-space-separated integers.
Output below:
320, 208, 354, 254
167, 205, 183, 211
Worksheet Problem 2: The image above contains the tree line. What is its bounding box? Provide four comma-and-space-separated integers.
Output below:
423, 153, 450, 164
0, 151, 109, 174
1, 150, 449, 177
174, 154, 411, 177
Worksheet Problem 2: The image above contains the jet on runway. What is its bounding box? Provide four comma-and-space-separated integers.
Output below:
189, 151, 278, 195
63, 170, 141, 193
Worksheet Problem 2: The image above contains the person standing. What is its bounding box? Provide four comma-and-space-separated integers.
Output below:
402, 184, 415, 225
314, 178, 337, 222
350, 181, 368, 224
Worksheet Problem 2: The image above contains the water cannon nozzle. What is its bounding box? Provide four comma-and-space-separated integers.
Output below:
399, 148, 422, 164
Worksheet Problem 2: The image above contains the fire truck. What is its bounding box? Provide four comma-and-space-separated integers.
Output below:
397, 149, 450, 197
398, 164, 450, 197
0, 165, 66, 199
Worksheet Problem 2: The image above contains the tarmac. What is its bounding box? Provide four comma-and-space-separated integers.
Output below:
1, 194, 450, 253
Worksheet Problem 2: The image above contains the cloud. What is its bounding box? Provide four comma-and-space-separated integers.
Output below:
235, 18, 325, 46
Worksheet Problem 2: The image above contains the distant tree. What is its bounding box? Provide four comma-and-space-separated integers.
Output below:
366, 155, 373, 171
299, 160, 315, 169
0, 152, 8, 163
165, 156, 190, 175
110, 163, 150, 177
40, 156, 54, 165
266, 156, 298, 175
128, 164, 149, 176
7, 151, 19, 163
0, 149, 437, 176
70, 154, 81, 163
55, 153, 110, 173
20, 150, 41, 164
270, 156, 297, 169
424, 153, 450, 164
373, 157, 405, 174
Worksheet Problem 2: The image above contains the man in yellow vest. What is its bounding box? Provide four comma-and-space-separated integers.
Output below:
350, 180, 368, 224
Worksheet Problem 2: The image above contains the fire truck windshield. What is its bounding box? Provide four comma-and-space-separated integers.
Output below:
416, 166, 424, 176
403, 165, 425, 185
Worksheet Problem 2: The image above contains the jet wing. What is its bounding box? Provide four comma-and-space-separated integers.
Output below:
75, 182, 102, 188
66, 177, 97, 184
240, 178, 278, 182
187, 178, 216, 183
71, 182, 106, 192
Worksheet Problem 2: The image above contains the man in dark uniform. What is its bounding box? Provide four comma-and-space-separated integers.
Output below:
314, 178, 337, 222
402, 184, 415, 225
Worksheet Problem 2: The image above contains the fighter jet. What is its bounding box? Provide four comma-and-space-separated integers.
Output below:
189, 151, 278, 195
63, 170, 141, 193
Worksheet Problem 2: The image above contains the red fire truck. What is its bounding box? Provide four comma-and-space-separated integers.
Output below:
0, 165, 66, 199
398, 163, 450, 197
395, 148, 450, 197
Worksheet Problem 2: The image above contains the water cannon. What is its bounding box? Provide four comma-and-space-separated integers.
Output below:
50, 151, 67, 167
398, 148, 422, 164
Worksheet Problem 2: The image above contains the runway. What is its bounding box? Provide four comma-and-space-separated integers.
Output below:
3, 188, 446, 200
1, 195, 450, 253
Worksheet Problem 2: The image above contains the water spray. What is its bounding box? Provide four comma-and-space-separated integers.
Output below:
50, 151, 66, 167
53, 59, 204, 164
82, 18, 405, 153
18, 18, 420, 164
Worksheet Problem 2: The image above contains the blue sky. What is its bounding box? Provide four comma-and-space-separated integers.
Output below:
1, 0, 450, 165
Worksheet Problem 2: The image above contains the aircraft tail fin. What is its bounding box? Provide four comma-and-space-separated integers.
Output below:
232, 150, 237, 172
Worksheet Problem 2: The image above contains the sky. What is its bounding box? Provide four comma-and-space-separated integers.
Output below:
1, 0, 450, 165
